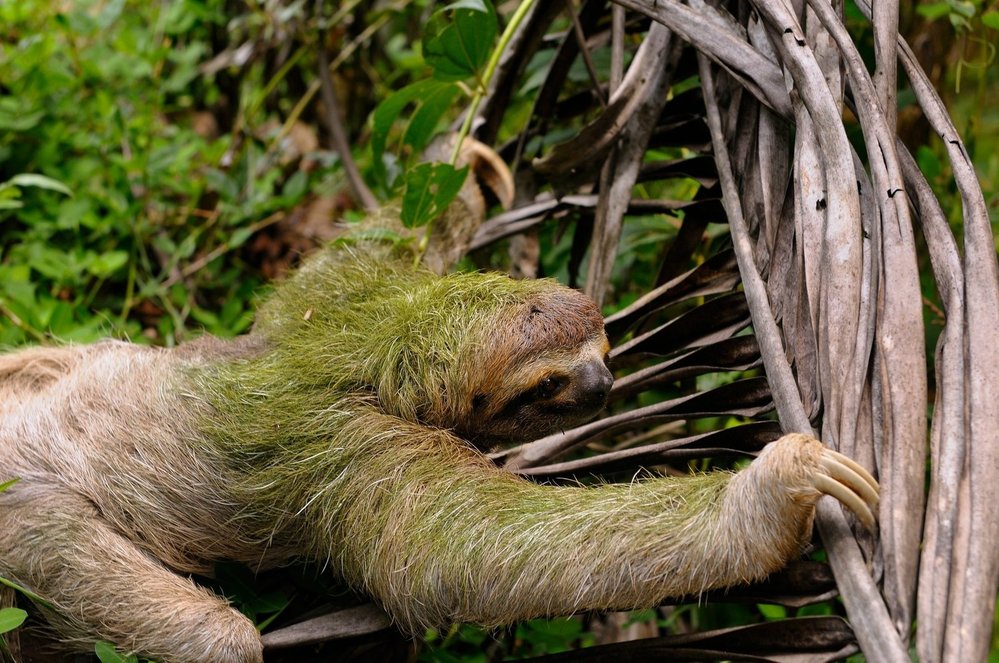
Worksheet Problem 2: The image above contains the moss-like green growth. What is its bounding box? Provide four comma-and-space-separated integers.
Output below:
198, 249, 558, 441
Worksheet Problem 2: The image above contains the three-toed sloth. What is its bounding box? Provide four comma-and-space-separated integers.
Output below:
0, 238, 878, 662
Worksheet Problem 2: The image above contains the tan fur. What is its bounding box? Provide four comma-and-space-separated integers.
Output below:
0, 343, 264, 661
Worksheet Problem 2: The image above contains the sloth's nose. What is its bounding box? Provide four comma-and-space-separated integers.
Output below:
578, 360, 614, 405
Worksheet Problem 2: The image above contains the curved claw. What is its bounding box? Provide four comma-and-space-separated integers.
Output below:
820, 451, 880, 509
813, 449, 880, 531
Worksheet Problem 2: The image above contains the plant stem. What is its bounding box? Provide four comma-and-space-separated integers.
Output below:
417, 0, 537, 266
448, 0, 537, 165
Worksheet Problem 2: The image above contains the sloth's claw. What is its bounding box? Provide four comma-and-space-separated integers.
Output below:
813, 449, 880, 530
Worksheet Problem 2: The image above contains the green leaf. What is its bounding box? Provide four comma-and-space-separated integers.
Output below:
96, 0, 125, 28
402, 85, 462, 156
757, 603, 787, 621
2, 267, 36, 313
89, 251, 129, 278
229, 227, 254, 249
6, 173, 73, 196
203, 167, 240, 202
445, 0, 491, 11
400, 162, 468, 228
982, 10, 999, 29
0, 576, 50, 608
94, 641, 137, 663
282, 170, 309, 202
213, 562, 289, 617
370, 80, 460, 184
423, 1, 497, 81
0, 103, 43, 131
916, 2, 952, 19
948, 12, 971, 30
0, 478, 19, 493
797, 602, 834, 617
0, 608, 26, 635
948, 0, 976, 19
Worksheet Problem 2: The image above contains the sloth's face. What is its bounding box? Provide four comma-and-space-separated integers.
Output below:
458, 287, 613, 447
465, 336, 612, 446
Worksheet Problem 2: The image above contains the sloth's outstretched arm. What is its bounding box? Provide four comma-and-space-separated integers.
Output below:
0, 489, 263, 663
280, 410, 878, 633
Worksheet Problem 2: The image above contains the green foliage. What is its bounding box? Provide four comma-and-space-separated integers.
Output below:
0, 174, 72, 211
0, 0, 992, 660
424, 1, 498, 82
421, 618, 595, 660
0, 0, 326, 346
94, 641, 141, 663
0, 608, 26, 635
757, 603, 787, 621
916, 0, 996, 31
211, 562, 290, 630
370, 79, 463, 185
514, 618, 593, 655
401, 163, 469, 228
0, 473, 25, 639
369, 0, 500, 229
917, 0, 998, 96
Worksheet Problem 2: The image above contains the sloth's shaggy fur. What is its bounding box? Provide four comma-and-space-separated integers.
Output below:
0, 244, 875, 663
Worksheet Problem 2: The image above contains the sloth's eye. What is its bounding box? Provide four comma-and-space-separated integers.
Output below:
536, 376, 563, 399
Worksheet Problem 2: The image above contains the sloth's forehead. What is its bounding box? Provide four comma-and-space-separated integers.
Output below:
482, 287, 606, 356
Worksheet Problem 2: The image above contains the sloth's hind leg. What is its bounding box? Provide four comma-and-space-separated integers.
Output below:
0, 488, 262, 663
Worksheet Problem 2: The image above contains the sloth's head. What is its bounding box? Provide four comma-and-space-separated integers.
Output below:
357, 270, 612, 446
453, 286, 612, 446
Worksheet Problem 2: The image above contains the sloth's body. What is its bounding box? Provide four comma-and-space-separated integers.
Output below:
0, 248, 877, 662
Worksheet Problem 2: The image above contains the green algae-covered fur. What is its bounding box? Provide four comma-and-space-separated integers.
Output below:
0, 239, 878, 662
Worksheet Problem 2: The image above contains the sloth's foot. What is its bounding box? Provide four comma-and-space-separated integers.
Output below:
758, 433, 880, 530
812, 445, 880, 529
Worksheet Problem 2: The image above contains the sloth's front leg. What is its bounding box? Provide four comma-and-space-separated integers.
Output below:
0, 489, 261, 663
321, 421, 879, 632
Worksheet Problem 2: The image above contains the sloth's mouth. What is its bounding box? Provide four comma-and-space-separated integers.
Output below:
543, 396, 607, 421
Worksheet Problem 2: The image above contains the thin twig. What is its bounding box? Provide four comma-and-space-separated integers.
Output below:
271, 11, 392, 157
161, 211, 287, 290
564, 0, 606, 106
0, 298, 47, 344
610, 4, 625, 90
315, 0, 377, 211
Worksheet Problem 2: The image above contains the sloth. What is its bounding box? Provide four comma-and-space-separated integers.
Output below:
0, 237, 878, 662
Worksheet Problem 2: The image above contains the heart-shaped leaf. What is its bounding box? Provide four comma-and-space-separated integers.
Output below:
401, 162, 468, 228
424, 1, 497, 82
